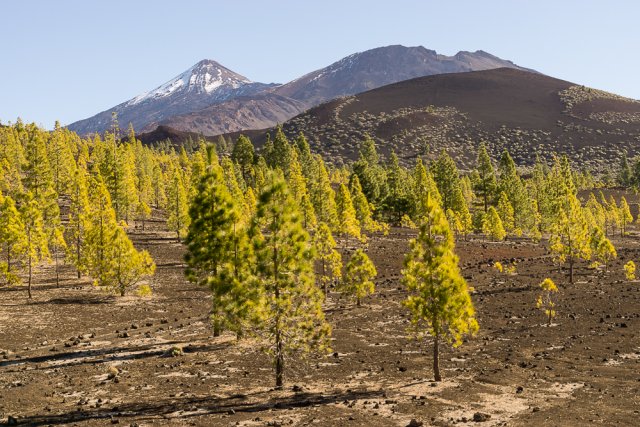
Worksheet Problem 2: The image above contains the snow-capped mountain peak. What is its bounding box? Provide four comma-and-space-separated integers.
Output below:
128, 59, 253, 106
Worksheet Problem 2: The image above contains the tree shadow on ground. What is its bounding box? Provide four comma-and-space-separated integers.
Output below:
15, 388, 384, 426
0, 340, 233, 372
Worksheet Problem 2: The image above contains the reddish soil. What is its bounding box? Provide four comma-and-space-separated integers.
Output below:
1, 219, 639, 426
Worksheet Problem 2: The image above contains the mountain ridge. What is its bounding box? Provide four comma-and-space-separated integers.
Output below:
67, 45, 534, 136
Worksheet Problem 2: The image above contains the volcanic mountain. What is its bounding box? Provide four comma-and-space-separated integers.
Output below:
68, 45, 532, 136
67, 60, 276, 135
229, 68, 640, 171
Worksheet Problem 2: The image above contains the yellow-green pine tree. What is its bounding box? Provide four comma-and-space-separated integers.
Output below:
536, 278, 558, 326
342, 249, 377, 306
483, 206, 506, 241
402, 194, 479, 381
0, 193, 26, 285
336, 183, 361, 241
166, 165, 190, 242
250, 172, 331, 388
313, 222, 342, 294
496, 191, 515, 234
108, 221, 156, 296
67, 168, 91, 278
20, 194, 50, 299
549, 193, 591, 283
624, 260, 636, 281
619, 196, 633, 237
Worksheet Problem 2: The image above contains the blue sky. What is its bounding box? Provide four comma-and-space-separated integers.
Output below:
2, 0, 638, 129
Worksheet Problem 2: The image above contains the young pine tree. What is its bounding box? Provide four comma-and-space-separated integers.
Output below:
402, 194, 478, 381
536, 278, 558, 326
342, 249, 377, 306
0, 193, 26, 285
483, 206, 506, 241
313, 222, 342, 294
250, 173, 331, 388
624, 260, 636, 281
619, 196, 633, 237
549, 193, 591, 283
108, 222, 156, 296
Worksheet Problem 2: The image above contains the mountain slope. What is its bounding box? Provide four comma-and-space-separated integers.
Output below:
67, 60, 276, 135
273, 45, 534, 107
71, 45, 533, 136
153, 93, 306, 136
234, 68, 640, 171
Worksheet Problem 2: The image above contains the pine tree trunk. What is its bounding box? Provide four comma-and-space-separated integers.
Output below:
433, 333, 441, 381
275, 327, 284, 388
322, 260, 327, 294
357, 296, 361, 307
569, 257, 574, 284
55, 247, 60, 288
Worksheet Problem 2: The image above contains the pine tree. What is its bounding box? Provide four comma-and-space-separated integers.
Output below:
496, 191, 515, 235
618, 152, 632, 187
590, 227, 616, 272
107, 222, 156, 296
311, 157, 338, 228
335, 183, 361, 241
412, 158, 442, 220
85, 176, 118, 289
432, 150, 464, 213
250, 173, 331, 388
342, 249, 377, 306
352, 135, 388, 205
48, 123, 77, 197
67, 168, 91, 278
624, 260, 636, 281
474, 142, 497, 212
497, 149, 531, 232
536, 278, 558, 326
166, 166, 189, 241
0, 193, 26, 285
483, 206, 506, 241
402, 194, 478, 381
619, 196, 633, 237
232, 135, 255, 184
384, 151, 412, 222
313, 222, 342, 294
349, 174, 385, 234
184, 148, 245, 336
549, 192, 591, 283
20, 194, 50, 299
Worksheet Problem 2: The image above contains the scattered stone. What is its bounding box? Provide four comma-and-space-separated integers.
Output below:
473, 412, 491, 422
7, 415, 18, 425
407, 419, 423, 427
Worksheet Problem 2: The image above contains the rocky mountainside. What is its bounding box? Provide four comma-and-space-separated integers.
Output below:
69, 45, 532, 136
230, 68, 640, 171
273, 45, 534, 107
67, 60, 276, 135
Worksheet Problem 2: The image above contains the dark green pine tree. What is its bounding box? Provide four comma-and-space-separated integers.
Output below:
184, 147, 239, 337
250, 172, 331, 388
473, 142, 497, 212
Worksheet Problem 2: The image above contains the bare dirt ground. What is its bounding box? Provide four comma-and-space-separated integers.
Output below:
1, 218, 639, 426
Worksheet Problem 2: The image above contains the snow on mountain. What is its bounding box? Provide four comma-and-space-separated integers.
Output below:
127, 60, 253, 106
67, 59, 275, 135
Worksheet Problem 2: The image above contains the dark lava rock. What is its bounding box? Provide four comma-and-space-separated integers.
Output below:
473, 412, 491, 422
